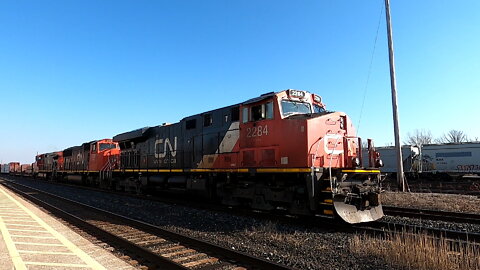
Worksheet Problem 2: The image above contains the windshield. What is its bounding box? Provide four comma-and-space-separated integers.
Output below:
99, 143, 117, 151
281, 100, 312, 117
313, 104, 326, 113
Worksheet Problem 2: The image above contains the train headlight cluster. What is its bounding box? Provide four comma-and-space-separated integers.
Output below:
375, 159, 384, 168
352, 157, 361, 167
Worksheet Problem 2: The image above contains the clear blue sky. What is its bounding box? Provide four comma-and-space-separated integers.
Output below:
1, 0, 479, 163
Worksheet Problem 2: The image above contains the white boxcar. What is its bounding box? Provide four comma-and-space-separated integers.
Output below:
364, 146, 420, 174
1, 164, 9, 174
421, 143, 480, 175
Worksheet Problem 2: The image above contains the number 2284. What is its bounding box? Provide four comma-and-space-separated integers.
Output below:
246, 125, 269, 138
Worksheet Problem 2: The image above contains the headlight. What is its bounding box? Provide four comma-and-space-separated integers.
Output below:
352, 157, 361, 167
375, 159, 384, 168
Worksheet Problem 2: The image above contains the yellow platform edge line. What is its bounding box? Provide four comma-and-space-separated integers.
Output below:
24, 261, 89, 268
4, 223, 43, 228
6, 228, 47, 233
0, 187, 108, 270
18, 250, 75, 255
14, 242, 65, 247
11, 235, 56, 239
0, 216, 27, 270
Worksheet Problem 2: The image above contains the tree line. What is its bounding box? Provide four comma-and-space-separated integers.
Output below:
404, 129, 479, 146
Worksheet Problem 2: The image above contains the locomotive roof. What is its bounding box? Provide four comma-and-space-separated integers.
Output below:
113, 127, 150, 142
242, 91, 276, 105
113, 90, 310, 143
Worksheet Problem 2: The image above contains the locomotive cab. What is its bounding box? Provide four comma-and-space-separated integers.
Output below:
238, 89, 383, 223
88, 139, 120, 171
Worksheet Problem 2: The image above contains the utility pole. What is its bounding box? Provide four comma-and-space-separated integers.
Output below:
384, 0, 405, 191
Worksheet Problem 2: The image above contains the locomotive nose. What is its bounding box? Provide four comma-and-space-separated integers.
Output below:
333, 194, 384, 223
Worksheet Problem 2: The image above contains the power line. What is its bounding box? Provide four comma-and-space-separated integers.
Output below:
357, 0, 384, 133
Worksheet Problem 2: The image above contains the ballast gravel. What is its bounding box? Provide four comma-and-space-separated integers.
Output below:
4, 177, 399, 270
382, 191, 480, 214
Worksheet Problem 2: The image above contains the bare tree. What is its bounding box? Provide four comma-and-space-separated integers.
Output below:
404, 129, 433, 146
436, 129, 469, 143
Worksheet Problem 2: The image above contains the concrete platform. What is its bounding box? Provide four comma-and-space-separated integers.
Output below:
0, 183, 136, 270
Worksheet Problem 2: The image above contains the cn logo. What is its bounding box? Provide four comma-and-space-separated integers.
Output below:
155, 137, 177, 158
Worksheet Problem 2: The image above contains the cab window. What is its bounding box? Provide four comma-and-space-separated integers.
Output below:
251, 104, 264, 121
247, 102, 274, 122
242, 107, 249, 123
313, 104, 326, 113
281, 100, 312, 117
266, 102, 273, 119
99, 143, 117, 151
203, 114, 212, 127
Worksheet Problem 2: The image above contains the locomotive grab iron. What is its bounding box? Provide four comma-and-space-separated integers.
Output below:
28, 89, 384, 223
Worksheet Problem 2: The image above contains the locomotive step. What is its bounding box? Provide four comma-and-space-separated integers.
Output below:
322, 209, 334, 215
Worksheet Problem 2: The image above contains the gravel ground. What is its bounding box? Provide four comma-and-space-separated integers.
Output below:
382, 191, 480, 214
1, 177, 396, 270
381, 191, 480, 233
380, 215, 480, 233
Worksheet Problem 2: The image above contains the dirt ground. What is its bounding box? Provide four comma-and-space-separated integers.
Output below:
382, 191, 480, 214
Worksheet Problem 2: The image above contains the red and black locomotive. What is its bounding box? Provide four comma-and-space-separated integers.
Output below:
33, 89, 384, 223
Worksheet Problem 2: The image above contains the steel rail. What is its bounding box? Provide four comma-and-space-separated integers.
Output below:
1, 181, 188, 270
1, 175, 335, 228
383, 206, 480, 225
1, 179, 295, 270
353, 220, 480, 243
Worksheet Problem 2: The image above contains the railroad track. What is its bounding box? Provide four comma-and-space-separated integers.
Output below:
1, 175, 337, 229
1, 180, 295, 270
5, 176, 479, 246
353, 219, 480, 243
10, 174, 479, 228
383, 206, 480, 225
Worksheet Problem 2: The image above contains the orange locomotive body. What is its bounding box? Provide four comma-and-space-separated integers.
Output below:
235, 90, 362, 169
35, 139, 119, 184
230, 90, 383, 222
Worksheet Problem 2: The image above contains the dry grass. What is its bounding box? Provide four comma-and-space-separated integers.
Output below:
350, 231, 480, 270
382, 191, 480, 214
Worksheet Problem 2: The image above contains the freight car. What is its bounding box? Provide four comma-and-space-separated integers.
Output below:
110, 89, 384, 223
9, 163, 33, 177
1, 164, 9, 174
363, 145, 420, 178
9, 162, 20, 175
371, 142, 480, 180
420, 143, 480, 178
